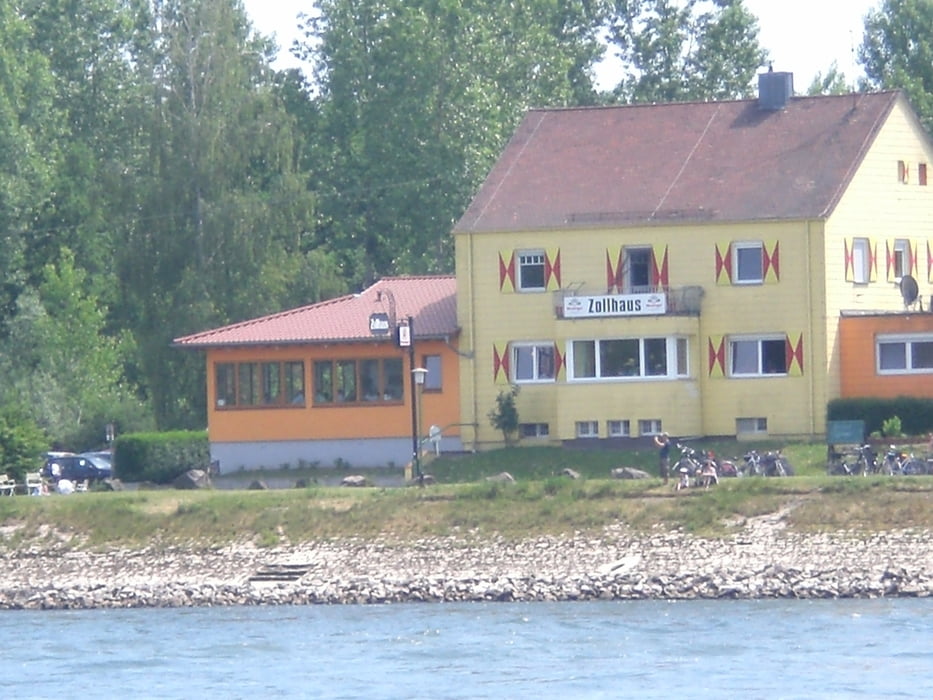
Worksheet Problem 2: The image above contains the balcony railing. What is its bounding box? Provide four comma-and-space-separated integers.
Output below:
553, 285, 704, 319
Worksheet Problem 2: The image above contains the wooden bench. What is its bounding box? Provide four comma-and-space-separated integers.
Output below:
0, 475, 15, 496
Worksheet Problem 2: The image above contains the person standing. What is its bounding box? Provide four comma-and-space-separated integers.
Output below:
654, 432, 671, 484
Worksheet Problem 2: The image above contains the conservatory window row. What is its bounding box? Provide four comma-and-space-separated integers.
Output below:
215, 361, 305, 408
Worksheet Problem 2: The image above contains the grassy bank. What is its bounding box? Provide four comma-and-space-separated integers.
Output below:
1, 441, 931, 550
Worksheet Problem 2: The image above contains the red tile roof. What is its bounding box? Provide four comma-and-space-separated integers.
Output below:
173, 276, 457, 348
454, 91, 903, 233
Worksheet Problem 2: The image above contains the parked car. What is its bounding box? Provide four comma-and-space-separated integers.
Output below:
42, 454, 112, 483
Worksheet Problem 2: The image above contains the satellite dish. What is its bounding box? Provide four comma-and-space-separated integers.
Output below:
900, 275, 919, 307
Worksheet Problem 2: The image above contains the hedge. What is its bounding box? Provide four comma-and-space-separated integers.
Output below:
827, 397, 933, 437
112, 430, 209, 484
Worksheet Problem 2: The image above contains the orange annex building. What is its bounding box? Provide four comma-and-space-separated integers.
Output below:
173, 277, 462, 471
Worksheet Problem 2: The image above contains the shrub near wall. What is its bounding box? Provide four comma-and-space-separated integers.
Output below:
113, 431, 210, 484
828, 397, 933, 437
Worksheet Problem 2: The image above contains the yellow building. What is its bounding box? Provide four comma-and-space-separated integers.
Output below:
454, 73, 933, 449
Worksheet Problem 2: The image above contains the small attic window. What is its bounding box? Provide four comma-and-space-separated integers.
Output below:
898, 160, 909, 184
920, 163, 928, 186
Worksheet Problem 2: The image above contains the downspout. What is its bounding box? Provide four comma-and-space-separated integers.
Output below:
806, 219, 817, 436
469, 233, 480, 451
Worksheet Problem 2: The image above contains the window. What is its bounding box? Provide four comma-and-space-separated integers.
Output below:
877, 335, 933, 374
624, 247, 652, 292
313, 358, 404, 404
520, 423, 550, 438
215, 361, 305, 408
638, 419, 662, 436
898, 160, 908, 184
729, 336, 787, 376
733, 242, 763, 284
892, 239, 909, 279
518, 251, 546, 291
736, 417, 768, 434
569, 337, 687, 380
608, 420, 631, 437
238, 363, 260, 406
920, 163, 928, 186
423, 355, 442, 391
512, 343, 556, 382
851, 238, 871, 284
215, 363, 236, 407
576, 421, 599, 438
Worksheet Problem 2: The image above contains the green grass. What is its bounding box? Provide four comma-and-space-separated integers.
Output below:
0, 442, 930, 550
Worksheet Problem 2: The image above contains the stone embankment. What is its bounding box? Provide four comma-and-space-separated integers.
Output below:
1, 513, 931, 609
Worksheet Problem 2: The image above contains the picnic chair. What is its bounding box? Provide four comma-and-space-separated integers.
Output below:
0, 474, 15, 496
24, 472, 44, 496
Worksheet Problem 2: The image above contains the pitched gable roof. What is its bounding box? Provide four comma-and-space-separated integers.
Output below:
173, 276, 457, 349
454, 91, 902, 233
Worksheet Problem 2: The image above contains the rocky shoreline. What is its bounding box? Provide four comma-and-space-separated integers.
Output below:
1, 512, 931, 610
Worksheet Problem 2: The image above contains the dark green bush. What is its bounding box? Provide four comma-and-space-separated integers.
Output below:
112, 430, 209, 484
827, 397, 933, 437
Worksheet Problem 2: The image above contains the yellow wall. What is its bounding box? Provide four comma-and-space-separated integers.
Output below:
205, 340, 461, 443
824, 96, 933, 401
457, 218, 822, 448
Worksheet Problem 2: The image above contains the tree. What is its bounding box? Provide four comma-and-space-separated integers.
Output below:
0, 4, 63, 330
117, 0, 337, 428
0, 249, 151, 448
488, 386, 520, 446
606, 0, 767, 103
805, 62, 854, 96
860, 0, 933, 131
298, 0, 609, 282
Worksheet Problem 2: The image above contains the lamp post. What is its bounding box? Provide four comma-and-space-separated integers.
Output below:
411, 367, 428, 479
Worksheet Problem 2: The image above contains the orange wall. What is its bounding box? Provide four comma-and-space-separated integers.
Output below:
839, 314, 933, 398
205, 340, 461, 443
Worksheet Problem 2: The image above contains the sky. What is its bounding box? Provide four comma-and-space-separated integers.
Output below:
241, 0, 880, 89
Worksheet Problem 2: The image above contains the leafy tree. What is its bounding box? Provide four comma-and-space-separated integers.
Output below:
117, 0, 337, 428
0, 4, 62, 330
0, 406, 47, 482
860, 0, 933, 131
299, 0, 609, 282
488, 386, 520, 446
805, 62, 854, 96
606, 0, 767, 103
0, 249, 151, 448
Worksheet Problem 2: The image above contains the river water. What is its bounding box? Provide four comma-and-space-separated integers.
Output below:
3, 598, 930, 699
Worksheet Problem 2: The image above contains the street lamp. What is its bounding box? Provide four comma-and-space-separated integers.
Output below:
411, 367, 428, 479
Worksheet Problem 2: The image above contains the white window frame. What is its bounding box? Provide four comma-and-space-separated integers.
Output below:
517, 250, 546, 292
736, 417, 768, 435
511, 343, 556, 383
638, 419, 662, 436
607, 419, 631, 437
851, 238, 870, 284
733, 241, 764, 284
892, 239, 909, 279
568, 337, 689, 381
575, 420, 599, 438
729, 335, 787, 377
519, 423, 550, 439
624, 246, 652, 293
877, 334, 933, 374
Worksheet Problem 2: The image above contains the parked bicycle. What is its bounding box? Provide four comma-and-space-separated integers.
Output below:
740, 449, 794, 477
879, 445, 928, 475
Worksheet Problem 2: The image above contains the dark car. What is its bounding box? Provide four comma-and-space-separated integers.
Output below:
42, 454, 112, 483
